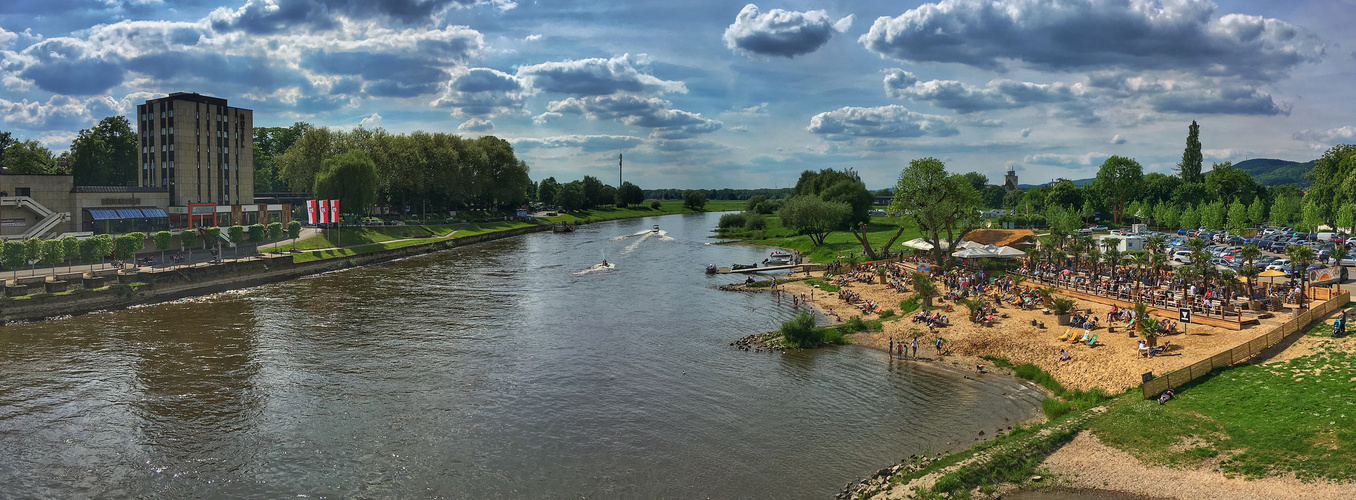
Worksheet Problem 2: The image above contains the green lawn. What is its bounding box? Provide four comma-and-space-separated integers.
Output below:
276, 225, 446, 251
719, 214, 921, 263
1088, 348, 1356, 482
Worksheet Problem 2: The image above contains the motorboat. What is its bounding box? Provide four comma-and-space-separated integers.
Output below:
766, 250, 793, 265
705, 264, 718, 274
553, 224, 574, 233
651, 224, 660, 233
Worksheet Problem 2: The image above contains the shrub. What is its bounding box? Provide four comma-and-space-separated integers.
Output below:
228, 225, 245, 246
879, 309, 896, 319
718, 212, 747, 229
743, 213, 766, 231
844, 315, 868, 332
822, 328, 846, 345
780, 310, 820, 347
900, 296, 922, 314
1050, 297, 1077, 315
249, 223, 266, 243
267, 221, 284, 240
650, 201, 661, 210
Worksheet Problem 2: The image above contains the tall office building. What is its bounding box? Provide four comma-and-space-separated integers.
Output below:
136, 93, 253, 207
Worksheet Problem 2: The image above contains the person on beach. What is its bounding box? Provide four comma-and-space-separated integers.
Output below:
1060, 349, 1069, 362
911, 338, 918, 358
889, 338, 894, 359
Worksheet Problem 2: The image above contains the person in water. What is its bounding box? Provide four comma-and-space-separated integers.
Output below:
602, 259, 608, 267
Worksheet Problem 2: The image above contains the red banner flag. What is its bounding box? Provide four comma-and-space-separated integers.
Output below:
330, 199, 339, 225
307, 200, 317, 225
319, 200, 329, 224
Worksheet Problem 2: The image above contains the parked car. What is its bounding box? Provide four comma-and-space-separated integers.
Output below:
1330, 256, 1356, 266
1090, 225, 1108, 232
1172, 251, 1193, 263
1177, 228, 1189, 235
1267, 258, 1292, 271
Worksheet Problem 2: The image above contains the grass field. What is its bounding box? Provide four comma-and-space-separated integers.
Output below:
718, 214, 921, 263
1088, 348, 1356, 482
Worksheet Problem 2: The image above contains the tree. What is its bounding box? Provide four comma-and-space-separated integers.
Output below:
180, 229, 198, 262
1300, 144, 1356, 232
1201, 201, 1225, 231
555, 182, 587, 211
203, 227, 222, 259
277, 126, 345, 193
313, 151, 379, 216
69, 116, 138, 186
1337, 204, 1356, 232
891, 157, 981, 268
1271, 195, 1302, 226
1227, 201, 1250, 235
249, 224, 265, 244
780, 310, 820, 347
154, 231, 172, 265
2, 139, 60, 174
41, 239, 63, 267
792, 168, 873, 227
960, 172, 989, 192
779, 195, 850, 245
2, 241, 26, 270
980, 185, 1006, 209
114, 233, 144, 261
1248, 199, 1268, 227
581, 176, 605, 208
1045, 179, 1082, 209
267, 221, 284, 240
682, 190, 707, 210
1094, 155, 1143, 224
1180, 204, 1200, 230
745, 195, 767, 212
538, 177, 561, 206
1154, 202, 1179, 230
616, 181, 645, 207
24, 238, 41, 273
228, 226, 245, 255
62, 236, 79, 263
1286, 245, 1316, 311
1177, 120, 1203, 183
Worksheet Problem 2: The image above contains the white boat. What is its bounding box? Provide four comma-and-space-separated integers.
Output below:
651, 224, 660, 233
766, 250, 793, 265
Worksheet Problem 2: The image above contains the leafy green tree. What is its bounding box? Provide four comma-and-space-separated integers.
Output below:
203, 227, 222, 257
23, 238, 40, 272
980, 185, 1006, 209
792, 168, 873, 227
78, 237, 101, 268
681, 190, 707, 210
180, 229, 198, 261
1180, 204, 1200, 230
892, 157, 981, 267
249, 224, 265, 243
3, 139, 60, 174
1300, 144, 1356, 231
1177, 120, 1203, 183
94, 234, 114, 266
1201, 201, 1225, 230
1271, 195, 1302, 226
745, 195, 767, 212
154, 231, 172, 264
1045, 179, 1082, 209
617, 181, 645, 207
62, 236, 79, 263
581, 176, 605, 208
1248, 199, 1267, 226
555, 182, 587, 211
277, 126, 344, 193
1337, 204, 1356, 232
287, 221, 302, 239
313, 151, 379, 216
2, 241, 27, 270
537, 177, 561, 205
69, 116, 137, 186
41, 239, 63, 266
267, 221, 284, 240
1286, 245, 1317, 310
779, 195, 851, 245
1205, 161, 1256, 207
228, 226, 245, 255
114, 233, 143, 261
1094, 155, 1143, 223
1227, 201, 1250, 234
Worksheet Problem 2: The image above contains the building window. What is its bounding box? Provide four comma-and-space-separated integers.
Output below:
169, 144, 174, 152
15, 187, 30, 197
168, 109, 174, 118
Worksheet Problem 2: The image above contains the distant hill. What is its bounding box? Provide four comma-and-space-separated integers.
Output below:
1232, 158, 1315, 187
1010, 159, 1313, 190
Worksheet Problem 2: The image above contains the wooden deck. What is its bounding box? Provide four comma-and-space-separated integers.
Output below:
718, 264, 805, 274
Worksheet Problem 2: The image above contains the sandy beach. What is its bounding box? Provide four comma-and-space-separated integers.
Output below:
777, 267, 1291, 393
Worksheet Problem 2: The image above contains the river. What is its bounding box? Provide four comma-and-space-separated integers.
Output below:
0, 212, 1041, 499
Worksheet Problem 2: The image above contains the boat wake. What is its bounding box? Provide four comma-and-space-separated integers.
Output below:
574, 263, 615, 275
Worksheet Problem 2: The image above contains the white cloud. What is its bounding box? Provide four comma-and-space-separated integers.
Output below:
723, 4, 853, 58
1292, 126, 1356, 146
1023, 152, 1109, 167
516, 54, 686, 96
861, 0, 1324, 80
513, 135, 645, 152
360, 112, 383, 128
546, 95, 721, 138
807, 105, 958, 140
458, 117, 494, 132
1110, 134, 1126, 145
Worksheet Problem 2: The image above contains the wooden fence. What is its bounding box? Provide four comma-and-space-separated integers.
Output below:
1142, 290, 1351, 399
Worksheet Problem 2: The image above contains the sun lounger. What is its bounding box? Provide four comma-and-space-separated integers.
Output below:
1058, 329, 1074, 341
1085, 334, 1098, 346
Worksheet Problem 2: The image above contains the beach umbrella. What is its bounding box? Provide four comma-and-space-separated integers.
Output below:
991, 246, 1028, 258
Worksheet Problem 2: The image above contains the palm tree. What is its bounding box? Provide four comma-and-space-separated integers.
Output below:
1145, 235, 1166, 257
1151, 251, 1168, 284
911, 272, 940, 308
1131, 252, 1151, 295
1088, 246, 1102, 280
1238, 264, 1260, 305
1240, 244, 1261, 299
1286, 244, 1317, 311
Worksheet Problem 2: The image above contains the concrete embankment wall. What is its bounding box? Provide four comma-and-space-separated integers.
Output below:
0, 224, 551, 324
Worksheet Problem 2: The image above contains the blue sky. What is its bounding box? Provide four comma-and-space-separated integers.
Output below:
1, 0, 1353, 190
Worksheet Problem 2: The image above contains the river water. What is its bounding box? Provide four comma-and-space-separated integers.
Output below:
0, 212, 1041, 499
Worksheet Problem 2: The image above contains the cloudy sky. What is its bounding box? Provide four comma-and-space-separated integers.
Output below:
2, 0, 1353, 190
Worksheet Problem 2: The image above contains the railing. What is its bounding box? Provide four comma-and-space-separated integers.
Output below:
0, 196, 70, 240
1141, 290, 1351, 399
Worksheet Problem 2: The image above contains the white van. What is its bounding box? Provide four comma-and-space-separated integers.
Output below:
1316, 232, 1337, 242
